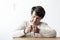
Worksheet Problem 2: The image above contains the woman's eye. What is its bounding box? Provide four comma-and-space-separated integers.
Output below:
36, 18, 39, 19
33, 16, 35, 18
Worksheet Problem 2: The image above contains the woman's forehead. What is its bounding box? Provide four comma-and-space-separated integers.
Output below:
32, 11, 40, 17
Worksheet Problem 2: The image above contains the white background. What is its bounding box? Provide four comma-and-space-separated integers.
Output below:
0, 0, 60, 40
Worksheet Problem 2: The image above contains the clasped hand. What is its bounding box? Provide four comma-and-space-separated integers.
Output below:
25, 25, 40, 34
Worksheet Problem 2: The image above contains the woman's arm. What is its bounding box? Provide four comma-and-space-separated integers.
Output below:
12, 21, 27, 38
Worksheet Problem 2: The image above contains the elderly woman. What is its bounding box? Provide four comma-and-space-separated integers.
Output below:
13, 6, 56, 38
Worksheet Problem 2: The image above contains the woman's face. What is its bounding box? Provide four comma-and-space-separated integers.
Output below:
31, 11, 41, 25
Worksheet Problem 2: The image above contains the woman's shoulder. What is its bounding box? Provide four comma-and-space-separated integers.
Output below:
41, 22, 48, 25
22, 20, 30, 25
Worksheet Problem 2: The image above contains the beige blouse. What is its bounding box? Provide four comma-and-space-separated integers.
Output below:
13, 21, 56, 38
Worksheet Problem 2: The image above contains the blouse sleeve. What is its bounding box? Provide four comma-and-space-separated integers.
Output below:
12, 21, 27, 38
40, 22, 56, 37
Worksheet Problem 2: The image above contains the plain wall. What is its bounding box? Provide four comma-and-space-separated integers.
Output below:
0, 0, 60, 40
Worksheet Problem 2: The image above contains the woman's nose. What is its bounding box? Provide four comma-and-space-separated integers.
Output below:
34, 18, 37, 21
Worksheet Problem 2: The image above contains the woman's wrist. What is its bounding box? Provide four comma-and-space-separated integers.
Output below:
24, 29, 27, 35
